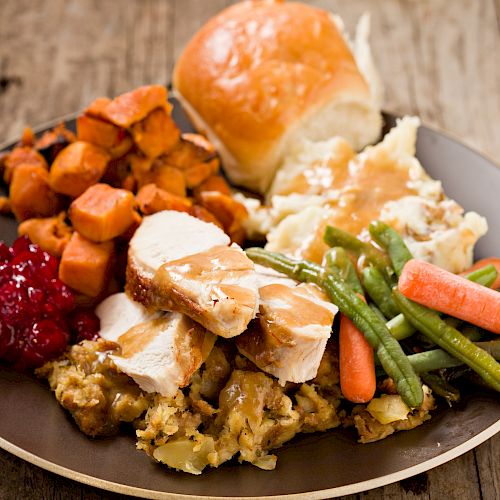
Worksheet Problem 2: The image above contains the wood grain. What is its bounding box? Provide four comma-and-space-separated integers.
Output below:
0, 0, 498, 499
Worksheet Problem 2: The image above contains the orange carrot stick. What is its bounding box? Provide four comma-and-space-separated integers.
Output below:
461, 258, 500, 290
399, 259, 500, 334
339, 294, 376, 403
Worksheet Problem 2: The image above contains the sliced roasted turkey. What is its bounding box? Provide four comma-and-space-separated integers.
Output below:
236, 274, 338, 384
126, 210, 259, 338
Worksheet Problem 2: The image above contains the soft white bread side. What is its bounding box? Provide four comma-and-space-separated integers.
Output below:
173, 0, 382, 194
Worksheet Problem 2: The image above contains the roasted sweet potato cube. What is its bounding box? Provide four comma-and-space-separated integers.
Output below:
131, 107, 180, 158
20, 127, 35, 147
69, 183, 136, 242
136, 183, 191, 215
100, 85, 169, 128
188, 204, 223, 229
84, 97, 112, 118
18, 212, 72, 257
193, 175, 231, 200
59, 232, 114, 297
151, 165, 186, 196
77, 114, 132, 159
164, 133, 217, 170
197, 191, 248, 236
129, 153, 153, 186
183, 158, 219, 188
120, 210, 142, 241
130, 154, 185, 195
49, 141, 110, 197
9, 164, 61, 221
4, 146, 48, 183
121, 174, 137, 192
134, 158, 186, 196
0, 196, 11, 215
35, 123, 76, 163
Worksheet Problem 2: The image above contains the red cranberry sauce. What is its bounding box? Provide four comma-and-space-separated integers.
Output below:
0, 236, 100, 370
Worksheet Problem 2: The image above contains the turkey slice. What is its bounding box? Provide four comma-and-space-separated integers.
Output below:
236, 279, 338, 385
96, 292, 160, 342
110, 313, 216, 397
127, 210, 259, 338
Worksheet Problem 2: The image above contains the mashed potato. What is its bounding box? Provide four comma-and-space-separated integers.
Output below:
239, 117, 487, 272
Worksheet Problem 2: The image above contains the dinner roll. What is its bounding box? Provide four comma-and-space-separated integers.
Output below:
173, 0, 383, 193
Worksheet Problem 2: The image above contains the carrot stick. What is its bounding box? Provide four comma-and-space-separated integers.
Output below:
339, 295, 376, 403
461, 258, 500, 290
399, 259, 500, 334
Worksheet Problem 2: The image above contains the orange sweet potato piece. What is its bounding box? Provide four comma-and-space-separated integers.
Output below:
9, 164, 62, 221
59, 232, 114, 297
188, 204, 223, 229
121, 174, 137, 192
131, 107, 180, 158
4, 146, 48, 183
164, 133, 217, 170
193, 175, 231, 200
119, 210, 142, 241
134, 158, 186, 196
129, 154, 186, 195
18, 212, 72, 257
49, 141, 110, 197
84, 97, 112, 118
35, 123, 76, 163
100, 157, 130, 188
197, 191, 248, 237
77, 114, 132, 159
69, 183, 136, 242
183, 159, 219, 188
151, 165, 186, 196
20, 127, 35, 147
129, 153, 153, 186
136, 183, 192, 215
100, 85, 169, 128
36, 123, 76, 148
0, 196, 11, 215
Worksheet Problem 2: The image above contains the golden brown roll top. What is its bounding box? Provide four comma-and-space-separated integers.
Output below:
173, 0, 382, 193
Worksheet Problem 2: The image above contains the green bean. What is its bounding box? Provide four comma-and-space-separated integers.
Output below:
361, 266, 400, 318
323, 225, 392, 274
420, 373, 461, 403
246, 247, 424, 408
323, 247, 363, 295
405, 349, 464, 373
379, 342, 500, 373
393, 289, 500, 392
463, 264, 498, 288
368, 221, 413, 277
387, 314, 416, 340
370, 304, 388, 323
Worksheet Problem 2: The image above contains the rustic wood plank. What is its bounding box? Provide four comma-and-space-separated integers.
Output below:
172, 0, 228, 62
427, 449, 482, 500
0, 447, 127, 499
0, 0, 174, 144
474, 433, 500, 500
309, 0, 500, 159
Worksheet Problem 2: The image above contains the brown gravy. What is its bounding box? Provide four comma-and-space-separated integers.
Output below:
290, 148, 416, 263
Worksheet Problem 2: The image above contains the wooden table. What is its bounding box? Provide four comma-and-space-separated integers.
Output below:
0, 1, 498, 498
